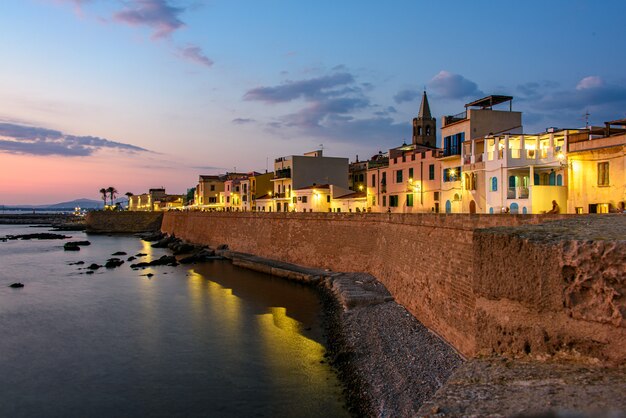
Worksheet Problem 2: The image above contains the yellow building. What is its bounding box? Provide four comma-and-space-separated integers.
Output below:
567, 120, 626, 213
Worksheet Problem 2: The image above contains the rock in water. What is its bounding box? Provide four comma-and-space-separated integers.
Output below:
105, 258, 124, 268
64, 242, 81, 251
87, 263, 102, 270
9, 283, 24, 288
111, 251, 127, 256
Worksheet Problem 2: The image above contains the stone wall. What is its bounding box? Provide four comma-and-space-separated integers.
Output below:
85, 211, 163, 233
158, 211, 626, 365
474, 219, 626, 365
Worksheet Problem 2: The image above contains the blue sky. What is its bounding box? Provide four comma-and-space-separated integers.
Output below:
1, 0, 625, 204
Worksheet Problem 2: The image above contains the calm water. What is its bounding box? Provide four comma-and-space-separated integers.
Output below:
0, 225, 349, 418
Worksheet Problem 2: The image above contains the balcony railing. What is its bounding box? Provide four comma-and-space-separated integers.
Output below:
507, 187, 529, 199
444, 111, 467, 126
274, 168, 291, 179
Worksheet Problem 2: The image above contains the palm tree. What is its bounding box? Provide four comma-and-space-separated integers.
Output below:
125, 192, 133, 210
99, 188, 107, 209
107, 187, 118, 207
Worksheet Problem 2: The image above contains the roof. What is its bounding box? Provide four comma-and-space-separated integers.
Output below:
255, 193, 271, 200
417, 91, 432, 119
334, 191, 366, 200
296, 184, 330, 191
465, 95, 513, 109
605, 118, 626, 126
199, 175, 221, 181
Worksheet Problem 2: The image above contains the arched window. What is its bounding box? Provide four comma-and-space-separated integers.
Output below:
426, 126, 431, 136
445, 200, 452, 213
534, 173, 540, 185
491, 177, 498, 192
510, 202, 519, 214
522, 207, 528, 214
549, 171, 556, 186
556, 174, 563, 186
489, 207, 494, 214
417, 126, 422, 136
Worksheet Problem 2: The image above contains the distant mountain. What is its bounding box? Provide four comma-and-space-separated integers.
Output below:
2, 197, 132, 210
42, 198, 104, 209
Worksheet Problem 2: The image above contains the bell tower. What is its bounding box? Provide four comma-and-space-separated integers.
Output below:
412, 91, 436, 147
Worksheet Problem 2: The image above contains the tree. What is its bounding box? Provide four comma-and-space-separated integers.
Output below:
125, 192, 133, 210
99, 188, 108, 208
107, 187, 118, 207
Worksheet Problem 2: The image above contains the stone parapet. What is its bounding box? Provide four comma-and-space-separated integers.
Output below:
161, 211, 624, 365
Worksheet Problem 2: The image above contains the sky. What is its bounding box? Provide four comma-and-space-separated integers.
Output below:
1, 0, 625, 204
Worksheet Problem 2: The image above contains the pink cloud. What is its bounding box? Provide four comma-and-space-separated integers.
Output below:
179, 45, 214, 68
113, 0, 185, 39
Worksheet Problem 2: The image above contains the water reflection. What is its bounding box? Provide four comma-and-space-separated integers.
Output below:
0, 227, 348, 418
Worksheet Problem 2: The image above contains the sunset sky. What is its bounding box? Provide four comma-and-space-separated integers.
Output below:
1, 0, 625, 204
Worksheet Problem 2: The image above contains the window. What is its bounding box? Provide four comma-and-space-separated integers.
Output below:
381, 172, 387, 186
402, 155, 406, 163
406, 194, 413, 206
236, 186, 240, 192
409, 168, 414, 180
429, 164, 435, 180
277, 202, 281, 211
382, 195, 387, 207
434, 192, 439, 201
371, 196, 376, 206
443, 167, 460, 182
226, 197, 230, 203
396, 170, 403, 183
302, 196, 308, 203
359, 174, 364, 182
443, 132, 464, 156
326, 195, 330, 203
292, 197, 297, 204
371, 174, 375, 186
465, 173, 477, 190
210, 185, 215, 191
389, 195, 399, 207
490, 177, 498, 192
598, 162, 609, 186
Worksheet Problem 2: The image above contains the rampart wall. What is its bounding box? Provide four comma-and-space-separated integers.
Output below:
85, 211, 163, 233
160, 212, 625, 365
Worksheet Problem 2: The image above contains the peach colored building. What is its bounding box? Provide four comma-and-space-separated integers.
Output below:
567, 120, 626, 213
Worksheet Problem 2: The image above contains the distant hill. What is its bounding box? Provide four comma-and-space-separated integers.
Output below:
2, 197, 131, 210
42, 198, 104, 209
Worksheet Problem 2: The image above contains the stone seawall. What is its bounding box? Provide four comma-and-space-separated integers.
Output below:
158, 211, 626, 365
85, 211, 163, 233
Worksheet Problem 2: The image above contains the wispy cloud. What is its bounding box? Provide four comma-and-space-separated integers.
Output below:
231, 118, 255, 125
178, 44, 213, 67
51, 0, 213, 68
393, 89, 420, 104
243, 69, 407, 145
244, 73, 356, 103
429, 70, 484, 100
113, 0, 185, 39
0, 122, 148, 157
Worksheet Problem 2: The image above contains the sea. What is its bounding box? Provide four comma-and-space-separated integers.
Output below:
0, 224, 349, 418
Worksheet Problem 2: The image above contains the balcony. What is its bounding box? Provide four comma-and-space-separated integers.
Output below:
443, 111, 467, 126
274, 168, 291, 179
507, 187, 529, 199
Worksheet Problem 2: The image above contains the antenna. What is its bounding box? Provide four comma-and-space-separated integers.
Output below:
583, 110, 590, 128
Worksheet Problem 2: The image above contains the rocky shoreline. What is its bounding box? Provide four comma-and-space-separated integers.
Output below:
139, 232, 626, 418
137, 232, 464, 417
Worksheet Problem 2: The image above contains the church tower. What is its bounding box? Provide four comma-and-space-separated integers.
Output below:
412, 91, 436, 147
